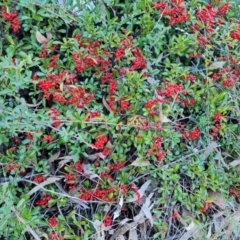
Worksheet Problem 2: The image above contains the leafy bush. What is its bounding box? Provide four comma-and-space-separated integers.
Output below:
0, 0, 239, 239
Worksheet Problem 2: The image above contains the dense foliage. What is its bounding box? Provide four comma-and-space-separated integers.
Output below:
0, 0, 239, 239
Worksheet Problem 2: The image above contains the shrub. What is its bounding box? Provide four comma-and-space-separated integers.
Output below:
0, 0, 239, 239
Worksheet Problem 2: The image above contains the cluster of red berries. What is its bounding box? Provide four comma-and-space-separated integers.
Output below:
72, 36, 109, 73
85, 110, 101, 122
147, 135, 165, 161
100, 172, 114, 182
92, 135, 108, 149
103, 215, 112, 227
120, 184, 128, 197
210, 124, 221, 138
39, 44, 48, 58
48, 216, 59, 228
115, 48, 125, 60
79, 187, 116, 202
78, 171, 130, 202
7, 164, 18, 172
7, 164, 26, 174
49, 108, 61, 128
101, 147, 112, 157
139, 120, 150, 130
191, 3, 229, 35
157, 82, 183, 98
152, 1, 189, 26
181, 98, 197, 107
213, 112, 221, 123
2, 7, 19, 32
197, 36, 210, 47
189, 53, 202, 59
65, 174, 77, 185
200, 201, 213, 213
48, 233, 64, 240
196, 3, 229, 27
39, 70, 94, 107
229, 188, 240, 197
152, 2, 167, 10
8, 147, 15, 152
156, 150, 166, 162
210, 112, 222, 138
184, 74, 196, 82
35, 196, 52, 207
26, 132, 33, 140
71, 160, 83, 173
33, 175, 45, 184
73, 32, 147, 115
108, 162, 125, 171
109, 80, 117, 95
196, 4, 217, 24
217, 3, 229, 15
48, 55, 58, 68
183, 127, 200, 140
43, 135, 53, 143
119, 68, 127, 75
72, 53, 85, 72
230, 25, 240, 41
145, 98, 160, 109
155, 80, 198, 111
130, 48, 147, 71
152, 136, 163, 151
171, 210, 179, 219
101, 72, 112, 84
188, 128, 201, 140
120, 97, 131, 112
107, 80, 117, 112
6, 164, 26, 174
212, 67, 239, 87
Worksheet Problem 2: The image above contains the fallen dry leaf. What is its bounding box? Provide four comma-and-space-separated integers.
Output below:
131, 158, 151, 167
128, 228, 138, 240
161, 115, 172, 123
224, 207, 240, 239
209, 61, 226, 69
46, 32, 52, 40
115, 236, 125, 240
201, 141, 218, 161
48, 151, 61, 163
82, 163, 99, 179
229, 159, 240, 167
114, 218, 145, 237
28, 176, 63, 195
140, 192, 154, 226
36, 30, 48, 44
179, 220, 204, 240
138, 180, 151, 197
113, 196, 124, 220
85, 152, 107, 161
206, 224, 212, 239
208, 191, 226, 210
181, 206, 193, 218
103, 97, 113, 112
58, 155, 73, 168
93, 220, 107, 240
147, 77, 158, 85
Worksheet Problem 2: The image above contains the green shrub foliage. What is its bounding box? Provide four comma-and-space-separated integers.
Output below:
0, 0, 239, 239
